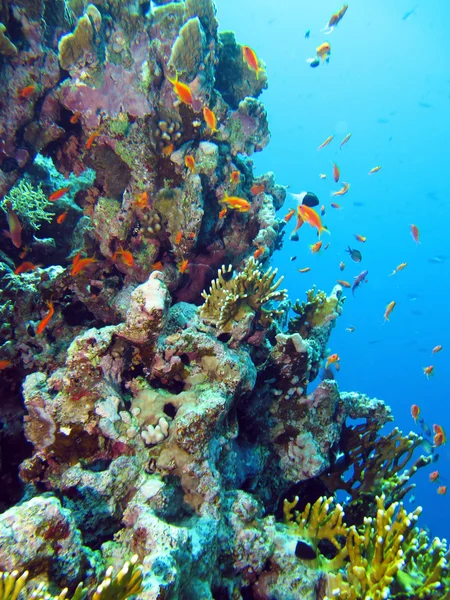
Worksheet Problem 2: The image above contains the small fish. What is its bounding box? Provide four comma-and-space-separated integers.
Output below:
162, 143, 174, 157
18, 85, 35, 99
433, 424, 446, 441
345, 326, 355, 333
135, 192, 148, 209
4, 202, 22, 248
167, 72, 193, 106
432, 345, 443, 354
305, 29, 311, 38
317, 135, 334, 150
331, 202, 341, 210
410, 224, 420, 244
389, 262, 407, 276
71, 252, 97, 276
336, 280, 351, 288
250, 183, 265, 195
310, 241, 322, 254
434, 432, 445, 447
346, 246, 362, 262
384, 300, 396, 322
178, 258, 189, 274
325, 353, 340, 370
423, 365, 434, 378
0, 360, 12, 370
411, 404, 420, 422
290, 256, 297, 261
203, 107, 218, 133
36, 300, 55, 335
340, 133, 351, 148
323, 4, 348, 33
315, 42, 331, 62
242, 45, 264, 79
220, 193, 251, 212
86, 131, 100, 150
19, 246, 30, 259
332, 162, 340, 183
319, 173, 327, 179
332, 182, 350, 196
321, 205, 326, 216
284, 208, 296, 223
57, 211, 68, 224
112, 247, 134, 268
230, 170, 241, 185
419, 418, 432, 437
185, 155, 196, 173
354, 234, 366, 243
297, 205, 329, 237
298, 267, 311, 273
352, 269, 368, 295
339, 261, 345, 271
70, 111, 81, 124
308, 57, 320, 68
174, 231, 182, 245
368, 166, 382, 175
437, 485, 447, 495
218, 208, 227, 219
151, 261, 163, 271
14, 261, 38, 275
253, 247, 265, 260
49, 186, 71, 202
403, 6, 418, 21
324, 243, 330, 250
429, 471, 440, 483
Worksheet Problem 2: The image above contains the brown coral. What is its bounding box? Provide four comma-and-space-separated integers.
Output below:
58, 4, 101, 71
168, 17, 205, 81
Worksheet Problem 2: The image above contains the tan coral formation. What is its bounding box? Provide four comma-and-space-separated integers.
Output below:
58, 4, 101, 71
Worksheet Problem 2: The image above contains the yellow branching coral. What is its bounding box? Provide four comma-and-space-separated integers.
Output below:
0, 556, 143, 600
289, 285, 344, 338
200, 258, 287, 333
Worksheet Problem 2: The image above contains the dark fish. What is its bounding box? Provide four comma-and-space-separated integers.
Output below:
432, 453, 440, 463
295, 541, 317, 560
290, 256, 297, 261
322, 367, 335, 380
309, 57, 320, 68
293, 191, 320, 208
402, 6, 418, 20
419, 418, 432, 438
345, 246, 362, 262
305, 29, 311, 39
352, 269, 368, 295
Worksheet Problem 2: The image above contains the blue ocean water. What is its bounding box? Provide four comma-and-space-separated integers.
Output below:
218, 0, 450, 539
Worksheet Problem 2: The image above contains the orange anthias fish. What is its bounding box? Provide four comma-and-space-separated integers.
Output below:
57, 211, 68, 224
18, 85, 35, 99
432, 345, 443, 354
174, 231, 182, 245
437, 485, 447, 495
4, 202, 22, 248
368, 166, 382, 175
340, 133, 351, 148
325, 353, 340, 370
220, 193, 251, 212
332, 182, 350, 196
49, 186, 71, 202
112, 247, 134, 268
162, 143, 174, 157
332, 162, 340, 183
203, 107, 218, 133
36, 300, 55, 335
178, 258, 189, 274
298, 267, 311, 273
384, 300, 396, 322
185, 155, 196, 173
167, 72, 193, 106
354, 234, 366, 243
297, 205, 329, 237
14, 262, 38, 275
331, 202, 341, 210
411, 224, 420, 244
253, 247, 265, 260
310, 241, 322, 254
250, 183, 265, 195
389, 262, 407, 276
336, 280, 351, 288
86, 131, 100, 150
70, 111, 81, 124
242, 45, 264, 79
284, 208, 296, 223
429, 470, 439, 483
71, 252, 98, 276
135, 192, 148, 209
423, 365, 434, 378
433, 424, 446, 442
151, 261, 163, 271
411, 404, 420, 422
218, 208, 228, 219
230, 170, 241, 185
0, 360, 12, 370
323, 4, 348, 33
317, 135, 334, 150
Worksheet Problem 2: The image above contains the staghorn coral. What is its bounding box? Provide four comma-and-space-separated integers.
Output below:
289, 285, 345, 338
168, 17, 205, 81
1, 180, 54, 230
199, 257, 287, 335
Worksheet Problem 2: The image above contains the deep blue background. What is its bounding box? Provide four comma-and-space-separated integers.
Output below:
217, 0, 450, 539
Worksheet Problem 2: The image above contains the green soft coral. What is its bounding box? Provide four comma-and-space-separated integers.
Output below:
1, 180, 54, 230
289, 285, 344, 338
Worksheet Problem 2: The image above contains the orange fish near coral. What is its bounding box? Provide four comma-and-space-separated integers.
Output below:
411, 224, 420, 244
185, 155, 196, 173
49, 186, 70, 202
323, 4, 348, 33
57, 211, 68, 224
437, 485, 447, 495
368, 166, 382, 175
203, 107, 218, 133
332, 182, 350, 196
389, 262, 407, 276
4, 202, 22, 249
162, 143, 174, 157
340, 133, 351, 148
86, 131, 100, 150
297, 205, 329, 237
18, 85, 35, 99
332, 162, 340, 183
384, 301, 396, 322
432, 345, 443, 354
411, 404, 420, 422
336, 280, 351, 288
70, 111, 81, 124
230, 170, 241, 185
284, 208, 296, 223
36, 300, 55, 335
429, 470, 440, 483
354, 234, 366, 243
250, 183, 265, 195
135, 192, 148, 209
433, 424, 446, 443
218, 208, 227, 219
167, 72, 193, 106
112, 247, 134, 268
423, 365, 434, 378
151, 261, 163, 271
310, 241, 322, 254
317, 135, 334, 150
253, 247, 265, 260
71, 252, 97, 276
220, 193, 251, 213
325, 353, 340, 370
14, 262, 38, 275
242, 45, 264, 79
0, 360, 12, 370
174, 231, 182, 245
178, 258, 189, 274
